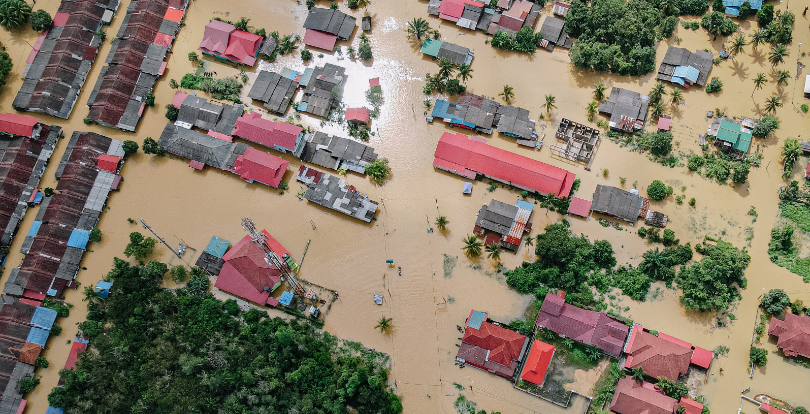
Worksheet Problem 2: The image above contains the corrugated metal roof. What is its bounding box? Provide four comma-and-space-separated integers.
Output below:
67, 229, 90, 249
25, 327, 49, 346
30, 306, 57, 329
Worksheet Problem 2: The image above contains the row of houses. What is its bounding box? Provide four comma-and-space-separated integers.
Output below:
4, 132, 126, 299
431, 93, 538, 146
86, 0, 189, 131
12, 0, 119, 119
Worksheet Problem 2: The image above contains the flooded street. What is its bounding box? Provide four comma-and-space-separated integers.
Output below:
2, 0, 810, 412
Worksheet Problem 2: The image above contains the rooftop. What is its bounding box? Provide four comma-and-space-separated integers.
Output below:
535, 293, 629, 356
457, 318, 528, 378
298, 131, 378, 174
303, 7, 356, 40
657, 46, 713, 86
624, 327, 693, 381
520, 340, 555, 386
609, 377, 677, 414
298, 168, 378, 222
597, 88, 650, 132
231, 112, 303, 153
247, 70, 299, 114
232, 147, 289, 188
214, 231, 291, 305
590, 184, 645, 223
768, 312, 810, 358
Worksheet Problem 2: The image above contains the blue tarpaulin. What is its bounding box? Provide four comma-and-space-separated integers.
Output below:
296, 102, 308, 111
33, 192, 43, 204
432, 100, 464, 124
462, 182, 473, 194
27, 221, 42, 238
26, 327, 49, 346
31, 306, 57, 329
516, 199, 535, 212
279, 291, 294, 306
67, 229, 90, 249
46, 407, 64, 414
204, 236, 231, 258
47, 288, 57, 297
95, 281, 113, 298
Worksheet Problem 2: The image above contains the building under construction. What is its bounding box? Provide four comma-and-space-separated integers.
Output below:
551, 118, 600, 168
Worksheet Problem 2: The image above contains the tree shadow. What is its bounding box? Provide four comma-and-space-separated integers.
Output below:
731, 59, 748, 80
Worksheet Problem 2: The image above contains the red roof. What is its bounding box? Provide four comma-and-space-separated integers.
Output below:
690, 346, 713, 369
658, 115, 672, 131
163, 7, 184, 22
207, 131, 232, 142
520, 340, 555, 386
610, 377, 677, 414
679, 398, 703, 414
53, 12, 70, 27
768, 312, 810, 358
303, 29, 338, 51
97, 154, 121, 172
761, 404, 789, 414
21, 289, 46, 301
64, 341, 87, 370
624, 327, 692, 381
214, 231, 290, 304
0, 113, 38, 137
568, 197, 592, 217
535, 293, 629, 356
461, 321, 526, 366
199, 20, 233, 55
171, 91, 188, 108
233, 147, 289, 188
189, 160, 204, 170
345, 108, 370, 124
232, 112, 303, 152
154, 32, 174, 48
438, 0, 484, 20
18, 298, 41, 307
369, 77, 380, 87
434, 132, 576, 198
223, 30, 262, 65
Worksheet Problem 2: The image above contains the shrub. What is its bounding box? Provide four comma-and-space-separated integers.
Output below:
223, 299, 240, 316
165, 104, 179, 122
647, 180, 668, 201
689, 198, 696, 206
802, 104, 809, 113
300, 48, 312, 61
737, 1, 752, 19
19, 376, 39, 394
122, 140, 139, 157
749, 346, 768, 366
29, 9, 51, 31
705, 77, 723, 93
757, 4, 774, 27
649, 132, 673, 157
187, 51, 198, 62
0, 0, 31, 30
687, 154, 705, 171
366, 158, 391, 184
637, 227, 647, 238
88, 227, 102, 243
752, 116, 779, 137
659, 16, 678, 38
34, 356, 49, 368
144, 92, 155, 107
358, 41, 373, 61
760, 289, 791, 315
732, 162, 750, 184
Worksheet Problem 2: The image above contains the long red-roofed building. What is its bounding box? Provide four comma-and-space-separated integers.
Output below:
231, 112, 304, 153
609, 377, 677, 414
624, 325, 693, 381
456, 309, 529, 378
232, 147, 289, 188
520, 340, 555, 386
768, 312, 810, 358
433, 132, 575, 198
214, 230, 292, 306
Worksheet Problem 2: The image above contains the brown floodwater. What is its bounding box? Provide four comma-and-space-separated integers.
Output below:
2, 0, 810, 412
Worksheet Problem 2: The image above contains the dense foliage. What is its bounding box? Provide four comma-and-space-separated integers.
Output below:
701, 11, 737, 39
760, 289, 791, 315
751, 115, 779, 137
672, 0, 709, 15
749, 345, 768, 366
649, 132, 673, 157
491, 26, 542, 54
705, 77, 723, 93
647, 180, 668, 201
677, 240, 750, 312
655, 377, 689, 399
122, 140, 139, 157
0, 0, 30, 30
366, 158, 391, 184
48, 257, 402, 414
0, 51, 12, 87
29, 9, 50, 31
769, 202, 810, 282
180, 74, 243, 102
566, 0, 663, 76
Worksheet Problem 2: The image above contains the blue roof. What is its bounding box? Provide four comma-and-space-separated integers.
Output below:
67, 229, 90, 249
724, 6, 740, 15
432, 100, 464, 124
462, 182, 473, 194
296, 102, 308, 111
279, 291, 294, 306
723, 0, 762, 8
31, 306, 57, 330
27, 221, 41, 238
204, 236, 231, 258
26, 327, 49, 346
46, 407, 64, 414
75, 337, 89, 344
670, 76, 686, 86
673, 66, 699, 83
96, 281, 112, 291
33, 192, 43, 204
299, 67, 315, 87
467, 310, 487, 330
47, 288, 57, 297
516, 199, 534, 211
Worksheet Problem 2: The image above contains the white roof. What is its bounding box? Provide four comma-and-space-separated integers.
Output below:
805, 75, 810, 94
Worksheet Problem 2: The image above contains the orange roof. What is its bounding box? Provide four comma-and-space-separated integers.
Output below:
679, 398, 703, 414
163, 8, 184, 22
520, 340, 555, 386
17, 342, 41, 365
462, 321, 526, 366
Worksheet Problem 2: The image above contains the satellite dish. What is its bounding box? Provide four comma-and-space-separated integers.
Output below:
263, 286, 270, 291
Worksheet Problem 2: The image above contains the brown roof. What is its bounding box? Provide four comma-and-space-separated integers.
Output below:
17, 342, 41, 365
609, 377, 676, 414
624, 330, 692, 381
768, 312, 810, 358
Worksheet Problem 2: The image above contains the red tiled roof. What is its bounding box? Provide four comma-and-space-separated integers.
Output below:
64, 341, 87, 370
215, 231, 290, 305
679, 398, 703, 414
223, 30, 262, 65
498, 15, 524, 31
438, 0, 484, 20
624, 328, 692, 381
0, 113, 38, 137
520, 340, 554, 386
53, 12, 70, 27
154, 32, 174, 48
610, 377, 677, 414
434, 132, 575, 198
303, 29, 338, 51
163, 7, 184, 22
535, 293, 629, 356
171, 91, 188, 108
345, 107, 370, 124
97, 154, 121, 172
768, 312, 810, 358
568, 197, 592, 217
761, 404, 789, 414
462, 321, 526, 367
232, 147, 289, 188
17, 342, 41, 365
690, 346, 713, 369
232, 112, 302, 152
199, 20, 234, 55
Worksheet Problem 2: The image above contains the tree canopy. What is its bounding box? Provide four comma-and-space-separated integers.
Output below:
677, 240, 750, 312
760, 289, 791, 315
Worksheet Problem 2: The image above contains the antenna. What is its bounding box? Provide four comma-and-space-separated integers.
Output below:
241, 218, 306, 297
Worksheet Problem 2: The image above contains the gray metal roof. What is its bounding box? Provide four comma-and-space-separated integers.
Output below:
84, 171, 115, 213
475, 200, 518, 235
590, 185, 644, 222
140, 44, 168, 75
261, 37, 277, 55
437, 42, 473, 66
658, 46, 713, 86
248, 71, 299, 114
303, 7, 356, 40
158, 124, 236, 169
299, 132, 377, 173
303, 172, 378, 222
301, 64, 346, 118
539, 16, 568, 45
598, 87, 650, 128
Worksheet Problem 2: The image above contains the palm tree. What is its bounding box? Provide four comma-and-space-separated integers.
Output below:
543, 95, 557, 113
751, 29, 766, 50
82, 286, 101, 304
586, 101, 598, 120
639, 248, 671, 280
594, 82, 606, 101
782, 138, 802, 178
437, 58, 456, 80
651, 102, 664, 119
498, 84, 514, 104
0, 0, 31, 30
462, 235, 483, 257
356, 0, 371, 10
586, 347, 601, 363
524, 236, 534, 247
456, 63, 473, 84
406, 18, 431, 40
485, 243, 501, 261
435, 216, 448, 231
765, 95, 782, 114
563, 338, 574, 349
729, 34, 747, 56
753, 73, 767, 95
630, 366, 646, 383
374, 316, 393, 334
776, 70, 790, 86
670, 89, 683, 106
769, 44, 788, 66
649, 82, 666, 104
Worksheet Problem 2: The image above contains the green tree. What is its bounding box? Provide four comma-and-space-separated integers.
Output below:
435, 216, 448, 231
165, 104, 179, 122
639, 248, 674, 283
768, 43, 787, 66
19, 376, 38, 394
406, 18, 430, 40
630, 366, 645, 382
375, 316, 393, 333
543, 95, 557, 113
795, 408, 808, 414
223, 299, 240, 316
88, 227, 102, 243
142, 137, 165, 156
752, 72, 767, 95
234, 17, 249, 32
485, 243, 501, 261
123, 232, 156, 261
587, 101, 598, 120
647, 180, 668, 201
300, 48, 312, 62
670, 89, 682, 106
437, 58, 456, 81
594, 82, 606, 101
0, 52, 11, 87
701, 11, 726, 40
737, 1, 752, 19
366, 158, 390, 184
750, 345, 768, 366
170, 265, 188, 283
751, 116, 778, 138
0, 0, 31, 30
499, 84, 514, 104
776, 70, 790, 86
649, 82, 666, 104
144, 92, 155, 107
678, 240, 750, 312
187, 51, 198, 62
765, 95, 782, 114
456, 63, 473, 84
655, 377, 689, 398
462, 235, 483, 257
757, 4, 774, 26
732, 162, 750, 184
751, 29, 766, 49
649, 132, 673, 156
761, 289, 791, 315
592, 240, 616, 269
29, 9, 51, 31
705, 77, 723, 93
34, 356, 49, 368
729, 33, 747, 56
122, 140, 139, 157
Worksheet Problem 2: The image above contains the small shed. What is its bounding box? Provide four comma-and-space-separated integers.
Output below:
95, 280, 113, 298
31, 307, 57, 330
657, 115, 671, 131
568, 197, 592, 218
97, 154, 122, 172
690, 346, 713, 369
644, 210, 668, 227
189, 160, 205, 170
362, 16, 371, 31
279, 291, 294, 307
421, 38, 443, 58
111, 175, 122, 190
67, 229, 90, 250
552, 1, 570, 16
462, 182, 473, 194
204, 236, 231, 258
345, 107, 371, 124
369, 77, 380, 88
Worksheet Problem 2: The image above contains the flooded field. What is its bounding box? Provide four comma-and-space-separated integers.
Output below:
2, 0, 810, 412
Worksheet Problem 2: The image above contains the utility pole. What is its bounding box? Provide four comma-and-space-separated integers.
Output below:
140, 219, 182, 259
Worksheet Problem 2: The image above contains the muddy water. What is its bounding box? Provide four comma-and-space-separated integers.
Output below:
2, 0, 810, 412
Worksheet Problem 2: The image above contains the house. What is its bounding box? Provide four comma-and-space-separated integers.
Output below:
768, 312, 810, 358
247, 70, 300, 114
437, 0, 485, 25
537, 16, 572, 50
4, 132, 125, 299
760, 404, 790, 414
456, 309, 529, 378
590, 184, 648, 223
296, 132, 378, 174
295, 166, 379, 223
723, 0, 763, 16
297, 63, 346, 118
679, 398, 704, 414
609, 377, 677, 414
64, 341, 88, 371
433, 132, 576, 198
432, 95, 498, 134
657, 47, 713, 87
214, 230, 293, 306
94, 281, 112, 298
87, 0, 188, 131
157, 124, 246, 170
421, 38, 474, 66
553, 118, 601, 164
232, 147, 289, 188
0, 113, 41, 138
568, 197, 592, 218
597, 88, 650, 132
519, 340, 555, 386
97, 154, 121, 172
552, 2, 570, 16
195, 235, 230, 275
13, 0, 118, 119
231, 112, 304, 154
707, 117, 752, 158
198, 20, 263, 65
535, 293, 629, 356
0, 297, 38, 414
473, 199, 533, 251
302, 7, 356, 50
496, 105, 537, 145
658, 115, 672, 132
345, 108, 371, 125
498, 0, 538, 31
623, 325, 693, 381
174, 93, 244, 135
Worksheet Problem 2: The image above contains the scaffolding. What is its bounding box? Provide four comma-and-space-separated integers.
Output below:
240, 217, 306, 297
550, 118, 600, 166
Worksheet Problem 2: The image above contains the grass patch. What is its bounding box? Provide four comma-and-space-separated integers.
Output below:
536, 328, 601, 370
443, 254, 458, 278
770, 202, 810, 281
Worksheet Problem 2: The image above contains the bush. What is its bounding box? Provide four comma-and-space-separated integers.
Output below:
300, 48, 312, 61
647, 180, 668, 201
170, 266, 188, 283
29, 9, 51, 31
689, 198, 696, 206
88, 227, 102, 243
0, 0, 31, 30
34, 357, 49, 368
662, 229, 677, 246
366, 158, 391, 184
732, 162, 750, 184
491, 31, 515, 50
122, 140, 139, 157
752, 116, 779, 137
165, 104, 179, 122
223, 299, 240, 316
802, 104, 809, 113
144, 92, 155, 107
795, 407, 808, 414
615, 266, 652, 301
737, 1, 752, 19
142, 137, 165, 156
358, 40, 373, 61
674, 0, 709, 15
659, 16, 678, 38
649, 132, 673, 157
637, 227, 647, 238
705, 77, 723, 93
445, 79, 466, 96
348, 0, 359, 9
188, 51, 198, 62
749, 346, 768, 366
19, 376, 39, 394
761, 289, 791, 315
